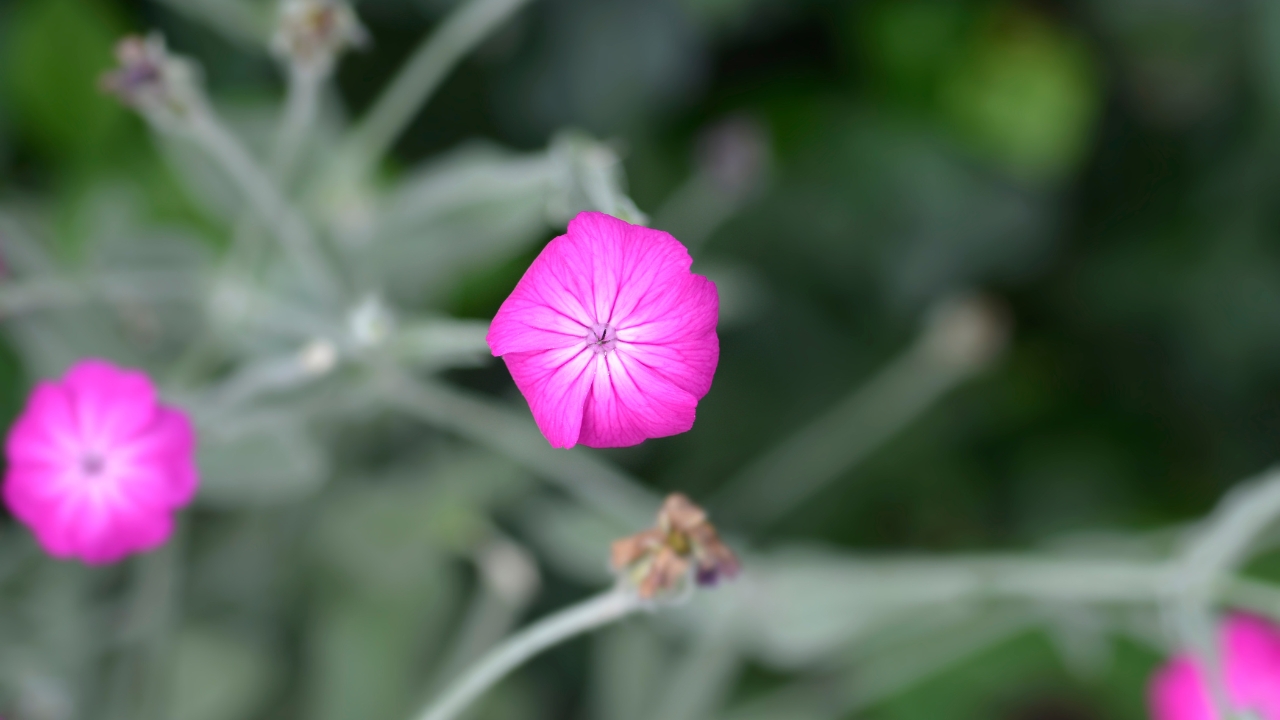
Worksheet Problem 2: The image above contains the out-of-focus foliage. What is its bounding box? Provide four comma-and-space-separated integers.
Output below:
2, 0, 129, 169
2, 0, 1280, 719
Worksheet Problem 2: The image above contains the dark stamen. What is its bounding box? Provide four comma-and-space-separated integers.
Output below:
81, 453, 105, 475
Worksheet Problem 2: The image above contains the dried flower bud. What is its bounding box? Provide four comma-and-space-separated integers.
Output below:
611, 493, 739, 600
272, 0, 367, 76
919, 292, 1011, 372
101, 34, 206, 132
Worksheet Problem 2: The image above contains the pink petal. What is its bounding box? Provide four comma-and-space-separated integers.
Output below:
115, 408, 199, 506
4, 359, 197, 565
4, 463, 71, 530
487, 294, 590, 355
487, 214, 709, 354
12, 478, 174, 565
564, 212, 629, 322
615, 273, 719, 344
6, 383, 80, 467
1151, 656, 1216, 720
617, 335, 719, 400
568, 212, 692, 326
487, 212, 721, 449
611, 268, 715, 344
615, 273, 719, 399
63, 359, 159, 448
80, 502, 172, 564
51, 494, 171, 565
1149, 615, 1280, 720
578, 350, 699, 448
487, 234, 597, 356
1225, 614, 1280, 715
503, 345, 597, 449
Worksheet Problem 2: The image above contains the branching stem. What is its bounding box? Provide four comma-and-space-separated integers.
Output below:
188, 110, 341, 302
335, 0, 535, 181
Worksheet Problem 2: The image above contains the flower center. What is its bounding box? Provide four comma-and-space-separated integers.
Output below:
587, 322, 617, 354
80, 452, 106, 477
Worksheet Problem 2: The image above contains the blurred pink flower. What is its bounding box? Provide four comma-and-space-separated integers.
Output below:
487, 212, 719, 449
1150, 614, 1280, 720
4, 359, 198, 564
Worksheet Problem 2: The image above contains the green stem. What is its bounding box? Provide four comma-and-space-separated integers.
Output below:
337, 0, 535, 180
430, 537, 540, 688
1224, 577, 1280, 620
646, 604, 741, 720
150, 0, 269, 50
413, 589, 641, 720
169, 68, 329, 387
1171, 466, 1280, 717
188, 110, 341, 302
711, 342, 971, 528
272, 65, 324, 184
713, 295, 1004, 529
0, 274, 198, 316
379, 371, 658, 529
128, 528, 186, 720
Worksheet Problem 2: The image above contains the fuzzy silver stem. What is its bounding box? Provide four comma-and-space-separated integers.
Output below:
412, 588, 641, 720
335, 0, 534, 181
187, 109, 341, 301
1171, 466, 1280, 719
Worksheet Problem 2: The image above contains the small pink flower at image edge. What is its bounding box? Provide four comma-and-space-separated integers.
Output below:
1149, 613, 1280, 720
487, 211, 719, 449
4, 359, 199, 564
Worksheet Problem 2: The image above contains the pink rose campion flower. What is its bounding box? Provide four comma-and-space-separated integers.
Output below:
1150, 614, 1280, 720
487, 212, 719, 449
4, 359, 198, 564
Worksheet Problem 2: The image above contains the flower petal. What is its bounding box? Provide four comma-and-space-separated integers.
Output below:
487, 296, 590, 356
487, 228, 601, 356
115, 408, 200, 506
489, 212, 720, 448
1149, 656, 1214, 720
502, 345, 596, 448
562, 211, 628, 325
4, 463, 72, 530
4, 360, 196, 565
616, 334, 719, 400
58, 494, 172, 565
578, 349, 699, 448
1225, 614, 1280, 715
592, 224, 704, 331
615, 273, 719, 400
615, 272, 719, 345
64, 359, 160, 447
6, 382, 80, 467
12, 478, 174, 565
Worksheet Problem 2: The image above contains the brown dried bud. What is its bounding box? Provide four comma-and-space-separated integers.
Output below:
610, 493, 739, 600
100, 34, 206, 131
272, 0, 367, 76
919, 293, 1011, 373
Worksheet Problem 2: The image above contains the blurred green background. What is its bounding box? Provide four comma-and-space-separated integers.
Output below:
1, 0, 1279, 718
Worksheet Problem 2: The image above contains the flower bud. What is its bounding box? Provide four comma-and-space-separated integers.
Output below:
101, 34, 207, 132
272, 0, 367, 76
919, 292, 1011, 373
611, 493, 740, 601
298, 338, 339, 376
